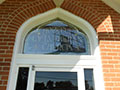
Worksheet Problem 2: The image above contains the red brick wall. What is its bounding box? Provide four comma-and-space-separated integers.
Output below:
0, 0, 120, 90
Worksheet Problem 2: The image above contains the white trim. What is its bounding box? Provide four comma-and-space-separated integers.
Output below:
7, 8, 105, 90
16, 54, 96, 66
31, 66, 86, 90
27, 65, 34, 90
0, 0, 5, 4
53, 0, 64, 7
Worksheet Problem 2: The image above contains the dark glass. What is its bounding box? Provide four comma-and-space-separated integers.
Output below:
16, 67, 29, 90
84, 69, 95, 90
34, 72, 78, 90
24, 20, 89, 55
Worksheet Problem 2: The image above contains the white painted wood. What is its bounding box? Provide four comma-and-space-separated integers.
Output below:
16, 54, 96, 66
78, 68, 85, 90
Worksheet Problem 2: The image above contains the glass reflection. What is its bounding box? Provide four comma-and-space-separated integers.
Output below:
24, 20, 89, 55
84, 69, 95, 90
16, 67, 29, 90
34, 72, 78, 90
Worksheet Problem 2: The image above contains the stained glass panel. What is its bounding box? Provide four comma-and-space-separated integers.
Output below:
23, 20, 89, 55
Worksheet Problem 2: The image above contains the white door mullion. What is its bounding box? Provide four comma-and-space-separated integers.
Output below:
78, 68, 85, 90
27, 65, 36, 90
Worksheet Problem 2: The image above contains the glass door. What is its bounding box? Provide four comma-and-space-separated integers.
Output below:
15, 66, 95, 90
29, 66, 85, 90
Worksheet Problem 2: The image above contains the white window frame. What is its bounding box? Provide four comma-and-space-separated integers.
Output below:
30, 65, 89, 90
7, 8, 105, 90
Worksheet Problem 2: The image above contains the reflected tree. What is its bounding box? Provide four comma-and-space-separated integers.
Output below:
34, 80, 78, 90
47, 80, 54, 90
85, 80, 94, 90
34, 82, 45, 90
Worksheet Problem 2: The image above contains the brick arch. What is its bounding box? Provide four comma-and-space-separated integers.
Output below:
0, 0, 37, 28
2, 0, 111, 37
1, 0, 55, 33
1, 0, 109, 34
61, 0, 102, 29
60, 0, 115, 36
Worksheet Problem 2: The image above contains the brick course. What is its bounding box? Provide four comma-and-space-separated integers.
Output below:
0, 0, 120, 90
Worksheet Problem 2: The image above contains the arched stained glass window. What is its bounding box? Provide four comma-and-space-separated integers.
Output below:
23, 20, 90, 55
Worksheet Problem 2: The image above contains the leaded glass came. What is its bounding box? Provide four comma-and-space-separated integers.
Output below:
23, 20, 90, 55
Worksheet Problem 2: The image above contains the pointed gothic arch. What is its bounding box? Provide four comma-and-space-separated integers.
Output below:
7, 8, 105, 90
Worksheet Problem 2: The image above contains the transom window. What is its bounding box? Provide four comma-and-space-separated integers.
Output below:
23, 20, 90, 55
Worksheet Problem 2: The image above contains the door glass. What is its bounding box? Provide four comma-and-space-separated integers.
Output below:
34, 71, 78, 90
16, 67, 29, 90
84, 69, 95, 90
